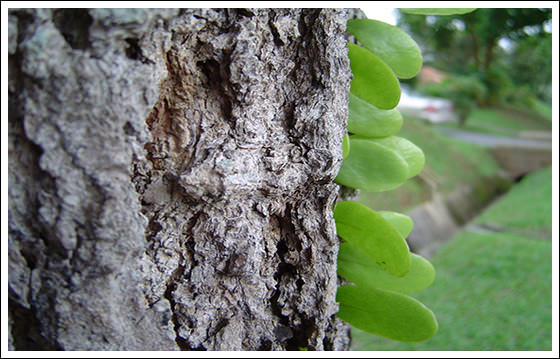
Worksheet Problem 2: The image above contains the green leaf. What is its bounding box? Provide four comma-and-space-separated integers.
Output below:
354, 136, 425, 179
342, 134, 350, 159
378, 211, 414, 238
347, 19, 422, 79
348, 42, 401, 110
336, 285, 438, 342
348, 92, 403, 138
335, 137, 409, 192
338, 244, 435, 294
400, 8, 477, 15
334, 201, 410, 276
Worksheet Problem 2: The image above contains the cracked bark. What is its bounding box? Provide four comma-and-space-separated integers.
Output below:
8, 8, 355, 350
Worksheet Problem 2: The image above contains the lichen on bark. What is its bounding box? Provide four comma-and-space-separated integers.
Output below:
8, 8, 353, 350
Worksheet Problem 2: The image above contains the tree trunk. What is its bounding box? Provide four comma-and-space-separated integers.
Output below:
483, 39, 495, 71
8, 8, 354, 350
469, 31, 480, 70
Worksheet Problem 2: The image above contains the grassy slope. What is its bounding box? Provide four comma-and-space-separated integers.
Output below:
475, 167, 552, 237
435, 106, 552, 137
530, 99, 553, 122
358, 116, 501, 212
351, 166, 553, 351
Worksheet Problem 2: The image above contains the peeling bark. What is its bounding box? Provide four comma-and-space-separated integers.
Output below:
8, 8, 353, 350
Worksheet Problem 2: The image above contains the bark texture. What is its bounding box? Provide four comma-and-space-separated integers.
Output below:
8, 8, 353, 350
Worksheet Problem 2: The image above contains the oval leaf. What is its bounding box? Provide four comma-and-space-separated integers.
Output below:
378, 211, 414, 238
338, 243, 435, 294
348, 92, 403, 138
354, 136, 425, 179
400, 8, 477, 15
335, 137, 409, 192
347, 19, 422, 79
334, 201, 410, 276
348, 42, 401, 109
336, 285, 438, 342
375, 137, 425, 178
342, 134, 350, 159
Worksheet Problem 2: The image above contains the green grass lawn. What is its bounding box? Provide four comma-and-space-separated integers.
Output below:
359, 116, 501, 212
475, 166, 552, 237
351, 166, 553, 351
351, 232, 552, 351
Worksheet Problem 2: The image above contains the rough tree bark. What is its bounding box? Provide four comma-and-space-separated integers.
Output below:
8, 8, 357, 350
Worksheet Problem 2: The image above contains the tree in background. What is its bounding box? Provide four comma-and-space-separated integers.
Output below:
508, 33, 553, 102
419, 75, 487, 127
397, 8, 552, 104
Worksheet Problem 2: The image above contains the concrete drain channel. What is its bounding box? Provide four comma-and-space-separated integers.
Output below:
406, 173, 512, 258
407, 132, 552, 258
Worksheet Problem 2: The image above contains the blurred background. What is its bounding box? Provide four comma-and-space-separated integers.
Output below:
353, 8, 553, 351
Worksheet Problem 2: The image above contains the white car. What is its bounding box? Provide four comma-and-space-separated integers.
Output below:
397, 86, 458, 124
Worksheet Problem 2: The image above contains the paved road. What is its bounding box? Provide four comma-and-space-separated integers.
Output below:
436, 128, 552, 149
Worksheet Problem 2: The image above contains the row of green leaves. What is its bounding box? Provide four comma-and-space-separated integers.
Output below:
332, 9, 476, 343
